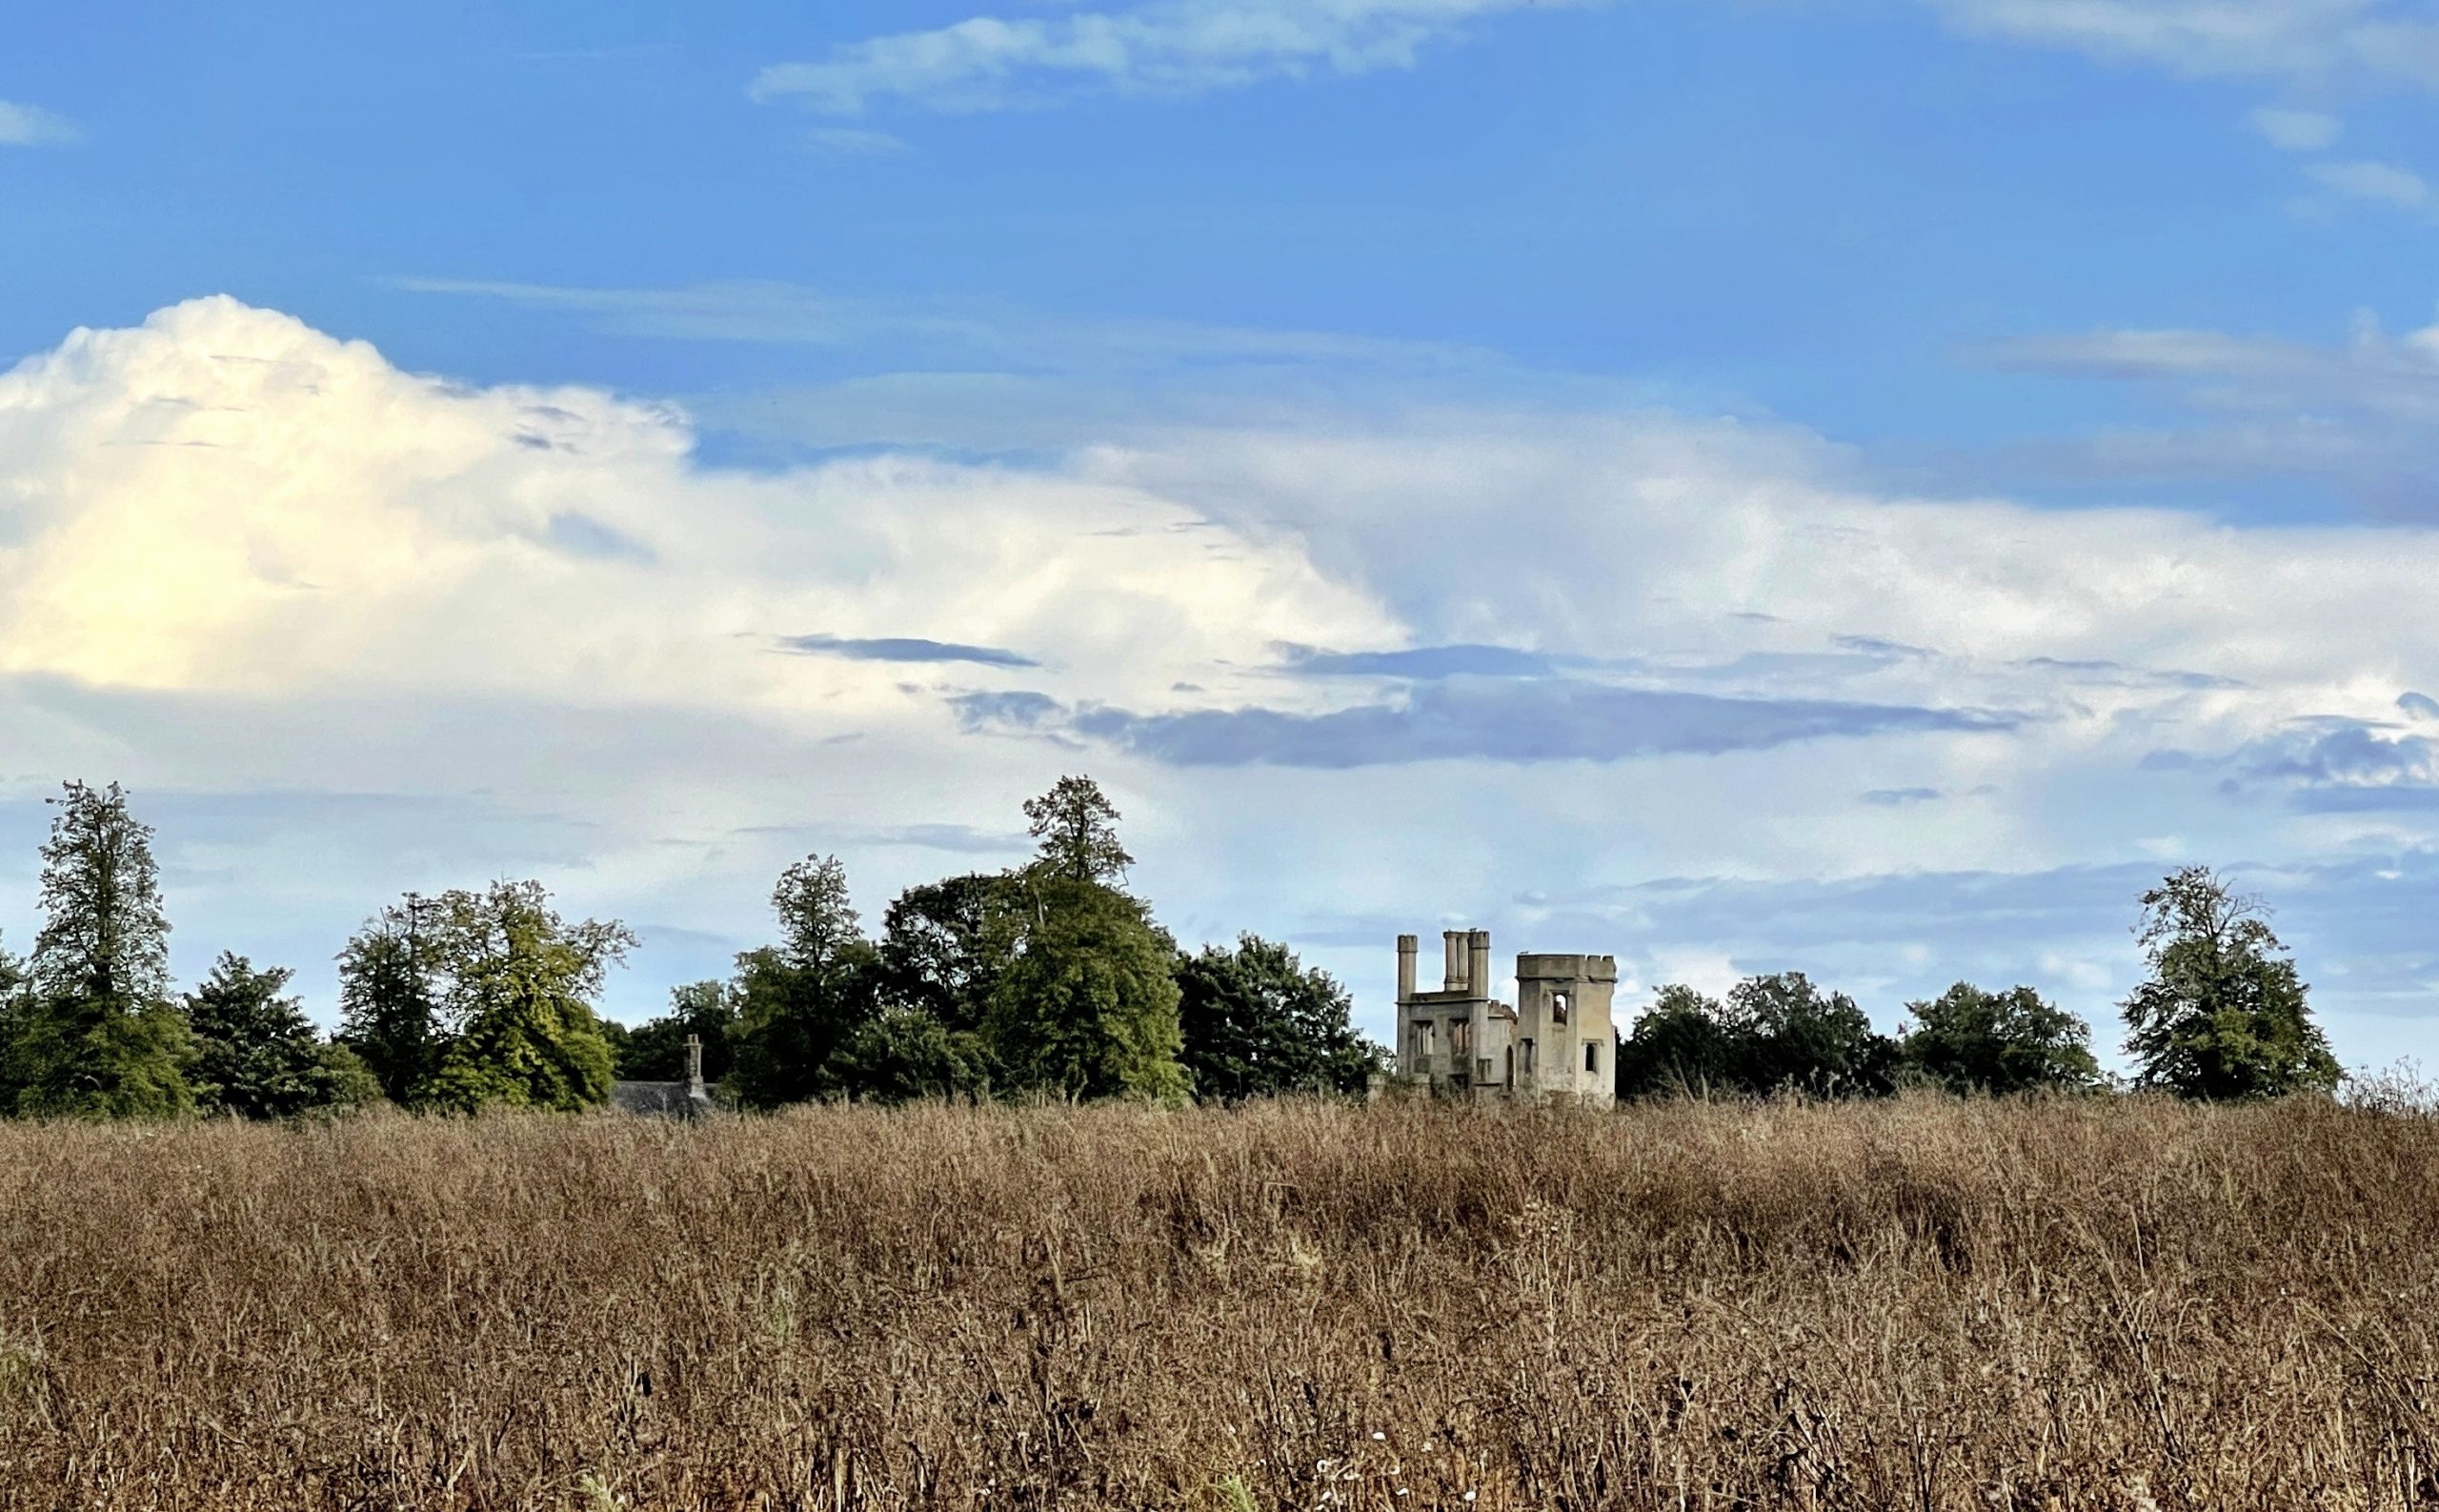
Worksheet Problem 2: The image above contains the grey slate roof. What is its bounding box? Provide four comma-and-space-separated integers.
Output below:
610, 1080, 717, 1118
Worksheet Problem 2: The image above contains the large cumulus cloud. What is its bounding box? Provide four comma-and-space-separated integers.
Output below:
10, 298, 2439, 1068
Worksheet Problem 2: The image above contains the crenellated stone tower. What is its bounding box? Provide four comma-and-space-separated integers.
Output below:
1393, 930, 1615, 1106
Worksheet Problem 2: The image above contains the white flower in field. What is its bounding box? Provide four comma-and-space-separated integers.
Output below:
1371, 1432, 1385, 1441
1462, 1493, 1477, 1503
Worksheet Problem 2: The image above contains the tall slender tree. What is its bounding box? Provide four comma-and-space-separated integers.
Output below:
9, 781, 194, 1117
728, 855, 881, 1108
336, 894, 444, 1104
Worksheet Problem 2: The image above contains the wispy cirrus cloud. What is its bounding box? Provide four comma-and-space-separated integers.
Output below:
1918, 0, 2439, 90
748, 0, 1595, 117
2307, 157, 2432, 210
0, 101, 78, 147
2251, 106, 2345, 151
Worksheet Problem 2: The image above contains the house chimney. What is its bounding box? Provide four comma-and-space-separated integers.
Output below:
1469, 931, 1493, 1007
1442, 931, 1465, 992
1397, 935, 1418, 1005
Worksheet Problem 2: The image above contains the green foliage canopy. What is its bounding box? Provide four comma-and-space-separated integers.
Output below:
986, 877, 1187, 1102
1024, 776, 1133, 885
9, 781, 194, 1118
728, 856, 883, 1109
2122, 866, 2340, 1100
1175, 935, 1381, 1101
1900, 982, 2102, 1095
340, 881, 632, 1113
187, 952, 377, 1119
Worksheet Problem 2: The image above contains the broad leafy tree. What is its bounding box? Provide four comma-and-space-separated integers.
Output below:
879, 874, 1013, 1033
1900, 982, 2102, 1095
1724, 971, 1896, 1097
2122, 866, 2340, 1100
9, 781, 195, 1118
1175, 935, 1380, 1101
1024, 776, 1133, 885
416, 881, 635, 1113
335, 894, 445, 1104
1615, 976, 1895, 1100
186, 953, 378, 1118
986, 877, 1188, 1101
728, 855, 882, 1109
1614, 984, 1743, 1099
340, 882, 632, 1112
826, 1007, 997, 1105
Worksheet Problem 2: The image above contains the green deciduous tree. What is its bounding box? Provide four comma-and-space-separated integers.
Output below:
339, 882, 632, 1112
415, 881, 635, 1113
826, 1007, 997, 1105
1614, 976, 1895, 1101
186, 953, 377, 1119
1725, 971, 1895, 1097
1175, 935, 1381, 1101
1899, 982, 2102, 1095
879, 874, 1013, 1033
335, 894, 445, 1105
1614, 983, 1743, 1099
728, 855, 881, 1109
1024, 776, 1133, 885
9, 781, 194, 1118
986, 877, 1188, 1101
2122, 866, 2340, 1101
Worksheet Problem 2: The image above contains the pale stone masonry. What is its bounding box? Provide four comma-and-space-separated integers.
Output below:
1394, 930, 1617, 1106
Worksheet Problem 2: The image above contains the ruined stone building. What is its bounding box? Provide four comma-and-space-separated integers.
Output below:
1394, 930, 1617, 1106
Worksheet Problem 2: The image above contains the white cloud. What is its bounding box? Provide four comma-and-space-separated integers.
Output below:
0, 101, 78, 147
0, 297, 1388, 707
1919, 0, 2439, 89
2249, 105, 2344, 150
748, 0, 1592, 115
2307, 157, 2431, 208
13, 299, 2439, 1062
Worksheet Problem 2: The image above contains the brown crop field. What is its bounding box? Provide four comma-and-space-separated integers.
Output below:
1, 1095, 2435, 1510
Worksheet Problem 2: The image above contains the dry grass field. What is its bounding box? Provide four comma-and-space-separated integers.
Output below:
0, 1095, 2435, 1510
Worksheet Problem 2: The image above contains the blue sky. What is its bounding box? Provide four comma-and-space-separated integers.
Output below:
8, 0, 2439, 1068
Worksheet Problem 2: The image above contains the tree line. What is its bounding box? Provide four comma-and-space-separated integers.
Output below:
1618, 866, 2345, 1102
0, 776, 1381, 1118
0, 776, 2357, 1119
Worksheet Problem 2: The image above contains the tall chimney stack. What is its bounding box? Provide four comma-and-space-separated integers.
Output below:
1442, 931, 1465, 992
686, 1033, 704, 1095
1396, 935, 1418, 1005
1469, 931, 1493, 1009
